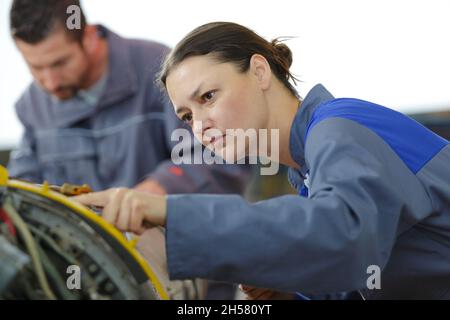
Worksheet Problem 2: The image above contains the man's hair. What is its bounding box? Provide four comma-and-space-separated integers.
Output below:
10, 0, 86, 44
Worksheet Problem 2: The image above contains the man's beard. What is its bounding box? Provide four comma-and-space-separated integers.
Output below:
50, 86, 80, 100
49, 50, 90, 101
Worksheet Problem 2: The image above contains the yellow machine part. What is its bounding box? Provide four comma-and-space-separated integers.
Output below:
0, 165, 169, 300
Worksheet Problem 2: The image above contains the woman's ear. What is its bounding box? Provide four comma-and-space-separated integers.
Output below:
250, 54, 272, 91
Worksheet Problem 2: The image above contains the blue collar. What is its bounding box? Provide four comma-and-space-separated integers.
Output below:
289, 84, 335, 174
97, 25, 138, 108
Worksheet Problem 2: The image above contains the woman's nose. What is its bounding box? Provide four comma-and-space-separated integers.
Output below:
192, 113, 214, 136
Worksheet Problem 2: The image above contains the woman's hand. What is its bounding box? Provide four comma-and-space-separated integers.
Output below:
72, 188, 167, 234
134, 179, 167, 195
239, 284, 296, 300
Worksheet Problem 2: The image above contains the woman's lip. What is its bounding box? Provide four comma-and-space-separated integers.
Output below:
210, 135, 225, 149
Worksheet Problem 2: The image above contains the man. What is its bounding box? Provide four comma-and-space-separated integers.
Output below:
8, 0, 250, 299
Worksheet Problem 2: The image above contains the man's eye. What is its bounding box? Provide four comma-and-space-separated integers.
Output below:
52, 58, 69, 69
181, 113, 193, 124
201, 91, 216, 102
31, 65, 43, 72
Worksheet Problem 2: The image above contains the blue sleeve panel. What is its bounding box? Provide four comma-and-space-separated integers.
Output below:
306, 98, 449, 174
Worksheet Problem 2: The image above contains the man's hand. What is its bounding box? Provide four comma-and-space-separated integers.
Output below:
134, 179, 167, 195
239, 284, 295, 300
73, 188, 167, 234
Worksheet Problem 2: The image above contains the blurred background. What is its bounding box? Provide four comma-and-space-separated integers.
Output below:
1, 0, 449, 197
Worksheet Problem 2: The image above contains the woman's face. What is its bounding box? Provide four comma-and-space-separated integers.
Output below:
166, 55, 270, 163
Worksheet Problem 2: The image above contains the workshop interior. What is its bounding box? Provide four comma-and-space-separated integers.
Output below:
1, 0, 449, 301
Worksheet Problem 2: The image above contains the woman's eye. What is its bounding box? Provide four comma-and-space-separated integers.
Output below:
181, 113, 193, 124
201, 91, 216, 102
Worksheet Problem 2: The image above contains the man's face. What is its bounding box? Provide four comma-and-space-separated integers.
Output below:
15, 28, 89, 100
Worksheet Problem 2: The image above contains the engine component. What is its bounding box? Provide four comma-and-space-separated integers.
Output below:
0, 165, 168, 300
0, 235, 30, 294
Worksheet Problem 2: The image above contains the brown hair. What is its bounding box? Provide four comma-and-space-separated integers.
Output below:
10, 0, 86, 44
158, 22, 298, 96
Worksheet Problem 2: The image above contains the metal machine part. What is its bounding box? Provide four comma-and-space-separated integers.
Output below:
0, 166, 168, 300
0, 235, 30, 294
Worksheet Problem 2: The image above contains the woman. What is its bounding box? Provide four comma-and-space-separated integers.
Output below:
75, 22, 450, 299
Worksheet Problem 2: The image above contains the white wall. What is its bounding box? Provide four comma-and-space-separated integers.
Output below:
1, 0, 450, 148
